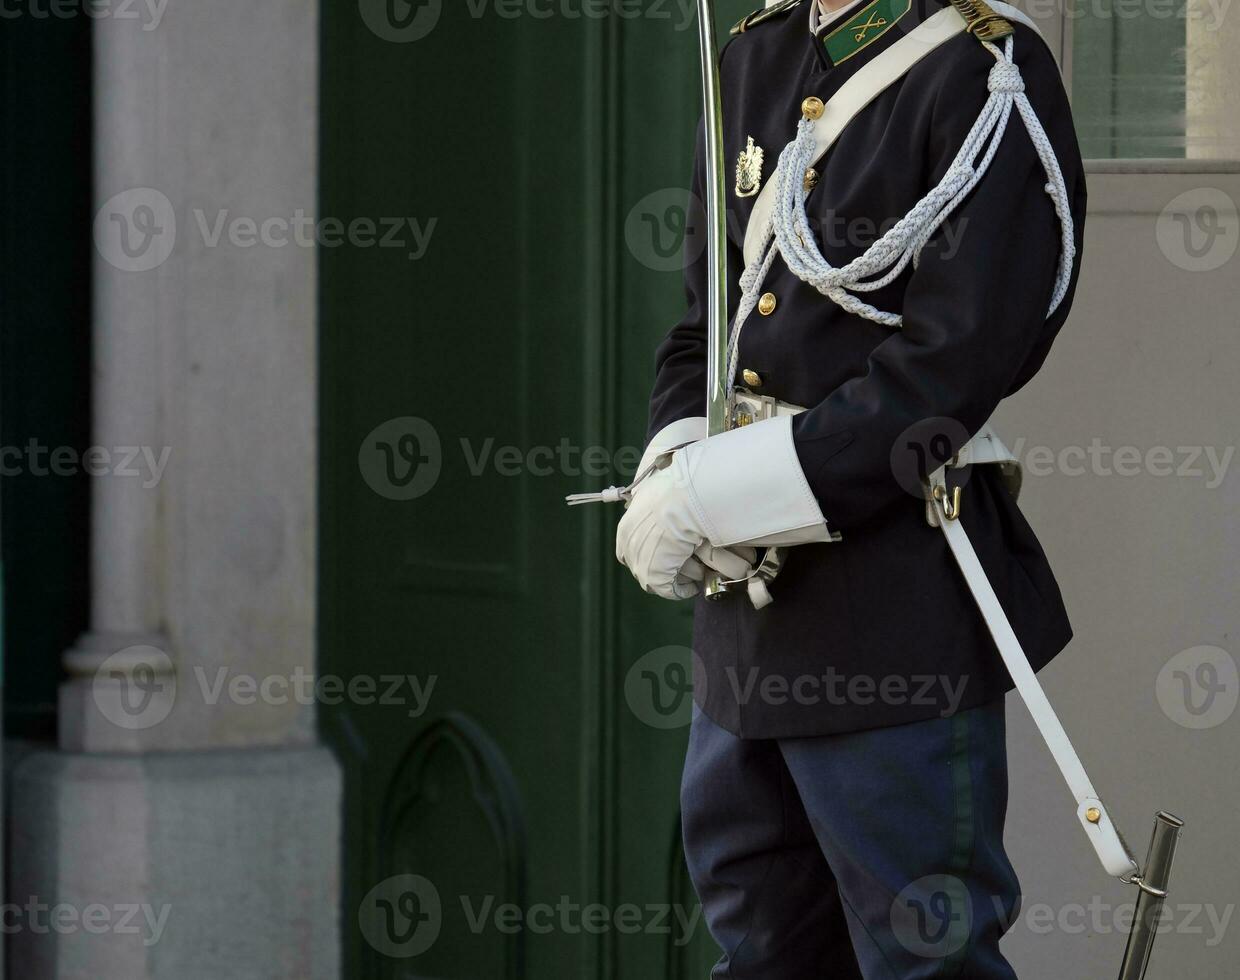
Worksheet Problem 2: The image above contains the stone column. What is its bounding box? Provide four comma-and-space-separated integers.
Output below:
1186, 0, 1240, 159
8, 2, 341, 976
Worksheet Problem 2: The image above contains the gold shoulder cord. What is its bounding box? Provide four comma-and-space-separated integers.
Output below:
947, 0, 1013, 41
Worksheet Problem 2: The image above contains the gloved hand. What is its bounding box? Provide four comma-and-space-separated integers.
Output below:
617, 416, 756, 597
616, 416, 832, 600
617, 466, 759, 599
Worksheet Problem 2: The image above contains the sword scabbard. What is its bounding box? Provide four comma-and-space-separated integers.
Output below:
1117, 811, 1184, 980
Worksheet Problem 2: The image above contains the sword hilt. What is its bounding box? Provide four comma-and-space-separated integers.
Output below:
704, 547, 783, 607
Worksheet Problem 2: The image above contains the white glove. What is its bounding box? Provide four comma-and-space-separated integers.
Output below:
633, 416, 707, 481
618, 417, 757, 597
617, 469, 759, 598
616, 416, 832, 600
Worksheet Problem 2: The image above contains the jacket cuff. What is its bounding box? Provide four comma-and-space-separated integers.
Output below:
636, 416, 708, 479
682, 416, 832, 548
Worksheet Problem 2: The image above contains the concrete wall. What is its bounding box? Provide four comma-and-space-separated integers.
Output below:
996, 169, 1240, 978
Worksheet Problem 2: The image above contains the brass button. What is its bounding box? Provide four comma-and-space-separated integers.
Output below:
742, 368, 763, 389
803, 168, 819, 192
758, 292, 777, 316
801, 96, 825, 120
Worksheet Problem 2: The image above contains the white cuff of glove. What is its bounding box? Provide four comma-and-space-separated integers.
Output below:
679, 415, 831, 548
635, 416, 707, 481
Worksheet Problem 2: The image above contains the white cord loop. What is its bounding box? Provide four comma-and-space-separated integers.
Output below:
987, 59, 1024, 93
726, 37, 1074, 395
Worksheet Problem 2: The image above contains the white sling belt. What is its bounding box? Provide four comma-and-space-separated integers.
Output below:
736, 2, 1140, 881
732, 377, 1140, 880
929, 473, 1139, 880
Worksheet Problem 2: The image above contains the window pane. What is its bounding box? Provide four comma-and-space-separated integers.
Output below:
1070, 0, 1239, 160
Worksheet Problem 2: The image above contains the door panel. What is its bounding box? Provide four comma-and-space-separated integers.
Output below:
321, 3, 749, 976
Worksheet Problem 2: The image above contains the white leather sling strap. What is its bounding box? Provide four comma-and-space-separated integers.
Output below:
744, 0, 1040, 267
929, 481, 1139, 880
727, 391, 1139, 876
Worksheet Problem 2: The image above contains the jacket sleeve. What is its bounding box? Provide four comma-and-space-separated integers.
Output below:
790, 29, 1087, 529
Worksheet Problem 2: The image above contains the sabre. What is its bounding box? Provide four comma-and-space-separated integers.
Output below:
694, 0, 788, 607
567, 0, 784, 604
694, 0, 732, 600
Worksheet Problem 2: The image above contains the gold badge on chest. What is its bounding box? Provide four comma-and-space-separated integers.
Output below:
734, 136, 764, 198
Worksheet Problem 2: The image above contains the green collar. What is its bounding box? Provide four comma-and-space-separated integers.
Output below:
821, 0, 912, 64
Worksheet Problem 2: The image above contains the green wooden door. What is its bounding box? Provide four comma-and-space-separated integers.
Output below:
320, 3, 748, 976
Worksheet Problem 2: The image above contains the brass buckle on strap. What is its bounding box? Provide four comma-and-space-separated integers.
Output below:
932, 483, 963, 521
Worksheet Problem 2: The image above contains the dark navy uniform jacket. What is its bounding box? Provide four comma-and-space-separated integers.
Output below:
645, 0, 1086, 738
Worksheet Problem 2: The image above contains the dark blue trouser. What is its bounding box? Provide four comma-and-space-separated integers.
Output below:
681, 699, 1021, 978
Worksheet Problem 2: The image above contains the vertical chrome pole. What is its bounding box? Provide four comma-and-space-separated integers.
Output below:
695, 0, 729, 439
695, 0, 731, 600
1117, 811, 1184, 980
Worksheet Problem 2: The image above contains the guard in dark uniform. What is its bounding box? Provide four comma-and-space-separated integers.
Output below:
612, 0, 1088, 974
